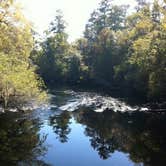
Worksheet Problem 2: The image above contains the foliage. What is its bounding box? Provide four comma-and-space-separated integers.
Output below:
33, 0, 166, 101
79, 0, 166, 100
0, 0, 46, 108
32, 10, 88, 85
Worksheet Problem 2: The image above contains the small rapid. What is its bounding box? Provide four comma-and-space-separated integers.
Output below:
2, 89, 163, 114
56, 90, 148, 113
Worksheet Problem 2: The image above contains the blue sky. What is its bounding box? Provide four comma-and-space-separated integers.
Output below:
19, 0, 136, 41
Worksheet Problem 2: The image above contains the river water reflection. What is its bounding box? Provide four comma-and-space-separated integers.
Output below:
0, 89, 166, 166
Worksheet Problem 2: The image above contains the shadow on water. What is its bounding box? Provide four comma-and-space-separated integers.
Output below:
0, 112, 50, 166
46, 105, 166, 166
0, 89, 166, 166
49, 111, 71, 143
48, 106, 166, 166
72, 108, 166, 165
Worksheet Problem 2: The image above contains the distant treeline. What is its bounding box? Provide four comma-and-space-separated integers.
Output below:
31, 0, 166, 101
1, 0, 165, 108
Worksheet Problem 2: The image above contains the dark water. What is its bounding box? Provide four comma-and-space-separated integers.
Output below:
0, 89, 166, 166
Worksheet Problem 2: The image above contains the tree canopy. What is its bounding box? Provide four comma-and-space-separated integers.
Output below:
19, 0, 166, 102
0, 0, 46, 109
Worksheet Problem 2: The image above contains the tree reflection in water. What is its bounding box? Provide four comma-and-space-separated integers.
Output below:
0, 112, 49, 166
50, 111, 71, 143
73, 108, 166, 166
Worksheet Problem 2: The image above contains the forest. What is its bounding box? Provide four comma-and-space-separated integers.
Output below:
0, 0, 166, 165
32, 0, 166, 102
0, 0, 166, 105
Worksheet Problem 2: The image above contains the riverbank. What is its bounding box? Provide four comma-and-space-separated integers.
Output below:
1, 86, 166, 114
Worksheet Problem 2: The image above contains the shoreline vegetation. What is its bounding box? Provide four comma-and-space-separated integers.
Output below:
0, 0, 166, 111
0, 0, 47, 110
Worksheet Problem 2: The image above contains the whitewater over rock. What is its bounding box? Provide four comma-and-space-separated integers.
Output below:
58, 91, 148, 112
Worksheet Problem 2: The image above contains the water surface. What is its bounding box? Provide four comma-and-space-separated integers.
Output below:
0, 89, 166, 166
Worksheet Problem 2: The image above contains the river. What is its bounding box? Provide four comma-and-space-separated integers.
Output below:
0, 88, 166, 166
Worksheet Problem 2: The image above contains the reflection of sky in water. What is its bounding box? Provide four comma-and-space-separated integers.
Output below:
39, 118, 141, 166
0, 89, 165, 166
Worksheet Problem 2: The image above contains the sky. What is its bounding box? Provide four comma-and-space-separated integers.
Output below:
18, 0, 136, 42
